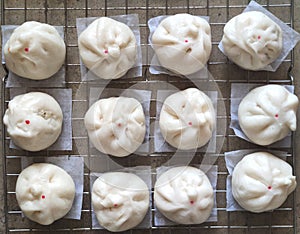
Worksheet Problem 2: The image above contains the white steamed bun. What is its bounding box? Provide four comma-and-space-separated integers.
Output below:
3, 92, 63, 151
84, 97, 146, 157
15, 163, 75, 225
4, 21, 66, 80
232, 152, 296, 213
92, 172, 149, 232
78, 17, 137, 79
152, 13, 212, 75
159, 88, 215, 150
154, 166, 214, 224
238, 85, 298, 145
221, 11, 282, 70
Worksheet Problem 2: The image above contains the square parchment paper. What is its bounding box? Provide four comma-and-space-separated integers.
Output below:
8, 88, 72, 151
1, 25, 66, 88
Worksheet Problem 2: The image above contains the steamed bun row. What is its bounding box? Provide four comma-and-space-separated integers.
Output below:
4, 10, 286, 80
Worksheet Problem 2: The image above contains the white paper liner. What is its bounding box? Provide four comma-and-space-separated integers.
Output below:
76, 14, 142, 81
154, 89, 217, 153
154, 164, 218, 226
8, 88, 72, 151
230, 83, 294, 148
218, 0, 300, 72
224, 149, 289, 211
89, 166, 151, 230
147, 15, 210, 79
20, 155, 84, 220
1, 25, 66, 87
88, 87, 151, 155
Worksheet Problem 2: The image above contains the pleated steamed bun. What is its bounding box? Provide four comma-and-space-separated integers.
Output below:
78, 17, 137, 79
238, 85, 298, 145
232, 152, 296, 213
92, 172, 149, 232
154, 166, 214, 224
221, 11, 282, 70
15, 163, 75, 225
4, 21, 66, 80
3, 92, 63, 151
84, 97, 146, 157
159, 88, 215, 150
152, 13, 212, 75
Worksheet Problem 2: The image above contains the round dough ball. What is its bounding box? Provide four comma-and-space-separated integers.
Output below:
238, 85, 298, 146
4, 21, 66, 80
232, 152, 296, 213
159, 88, 215, 150
84, 97, 146, 157
154, 166, 214, 224
16, 163, 75, 225
152, 13, 212, 75
92, 172, 149, 232
78, 17, 137, 79
3, 92, 63, 151
221, 11, 282, 70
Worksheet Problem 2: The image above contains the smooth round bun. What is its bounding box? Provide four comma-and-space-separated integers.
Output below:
238, 85, 298, 146
78, 17, 137, 79
154, 166, 214, 224
84, 97, 146, 157
152, 13, 211, 75
92, 172, 149, 232
232, 152, 296, 213
159, 88, 215, 150
3, 92, 63, 151
15, 163, 75, 225
4, 21, 66, 80
221, 11, 282, 70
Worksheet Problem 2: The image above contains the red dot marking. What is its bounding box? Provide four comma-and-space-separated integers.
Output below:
41, 195, 45, 199
25, 120, 30, 125
188, 121, 192, 126
268, 186, 272, 190
117, 123, 122, 127
114, 204, 118, 207
185, 39, 189, 43
258, 36, 261, 40
275, 114, 279, 118
104, 50, 108, 54
190, 201, 194, 204
24, 48, 29, 52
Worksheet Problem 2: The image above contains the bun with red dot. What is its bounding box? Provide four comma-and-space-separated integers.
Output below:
3, 92, 63, 151
92, 172, 149, 232
232, 152, 296, 213
154, 166, 214, 224
221, 11, 282, 70
152, 13, 212, 75
159, 88, 215, 150
15, 163, 75, 225
4, 21, 66, 80
238, 84, 299, 146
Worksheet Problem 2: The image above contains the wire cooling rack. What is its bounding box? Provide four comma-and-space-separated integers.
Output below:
1, 0, 297, 233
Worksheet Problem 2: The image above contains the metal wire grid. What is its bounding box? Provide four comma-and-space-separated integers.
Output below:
1, 0, 296, 233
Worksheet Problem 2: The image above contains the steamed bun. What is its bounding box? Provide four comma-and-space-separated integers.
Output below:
154, 166, 214, 224
92, 172, 149, 232
152, 13, 211, 75
3, 92, 63, 151
4, 21, 66, 80
159, 88, 215, 150
15, 163, 75, 225
221, 11, 282, 70
78, 17, 137, 79
232, 152, 296, 213
84, 97, 146, 157
238, 85, 298, 145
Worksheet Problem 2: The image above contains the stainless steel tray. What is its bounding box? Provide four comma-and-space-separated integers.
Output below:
1, 0, 297, 233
